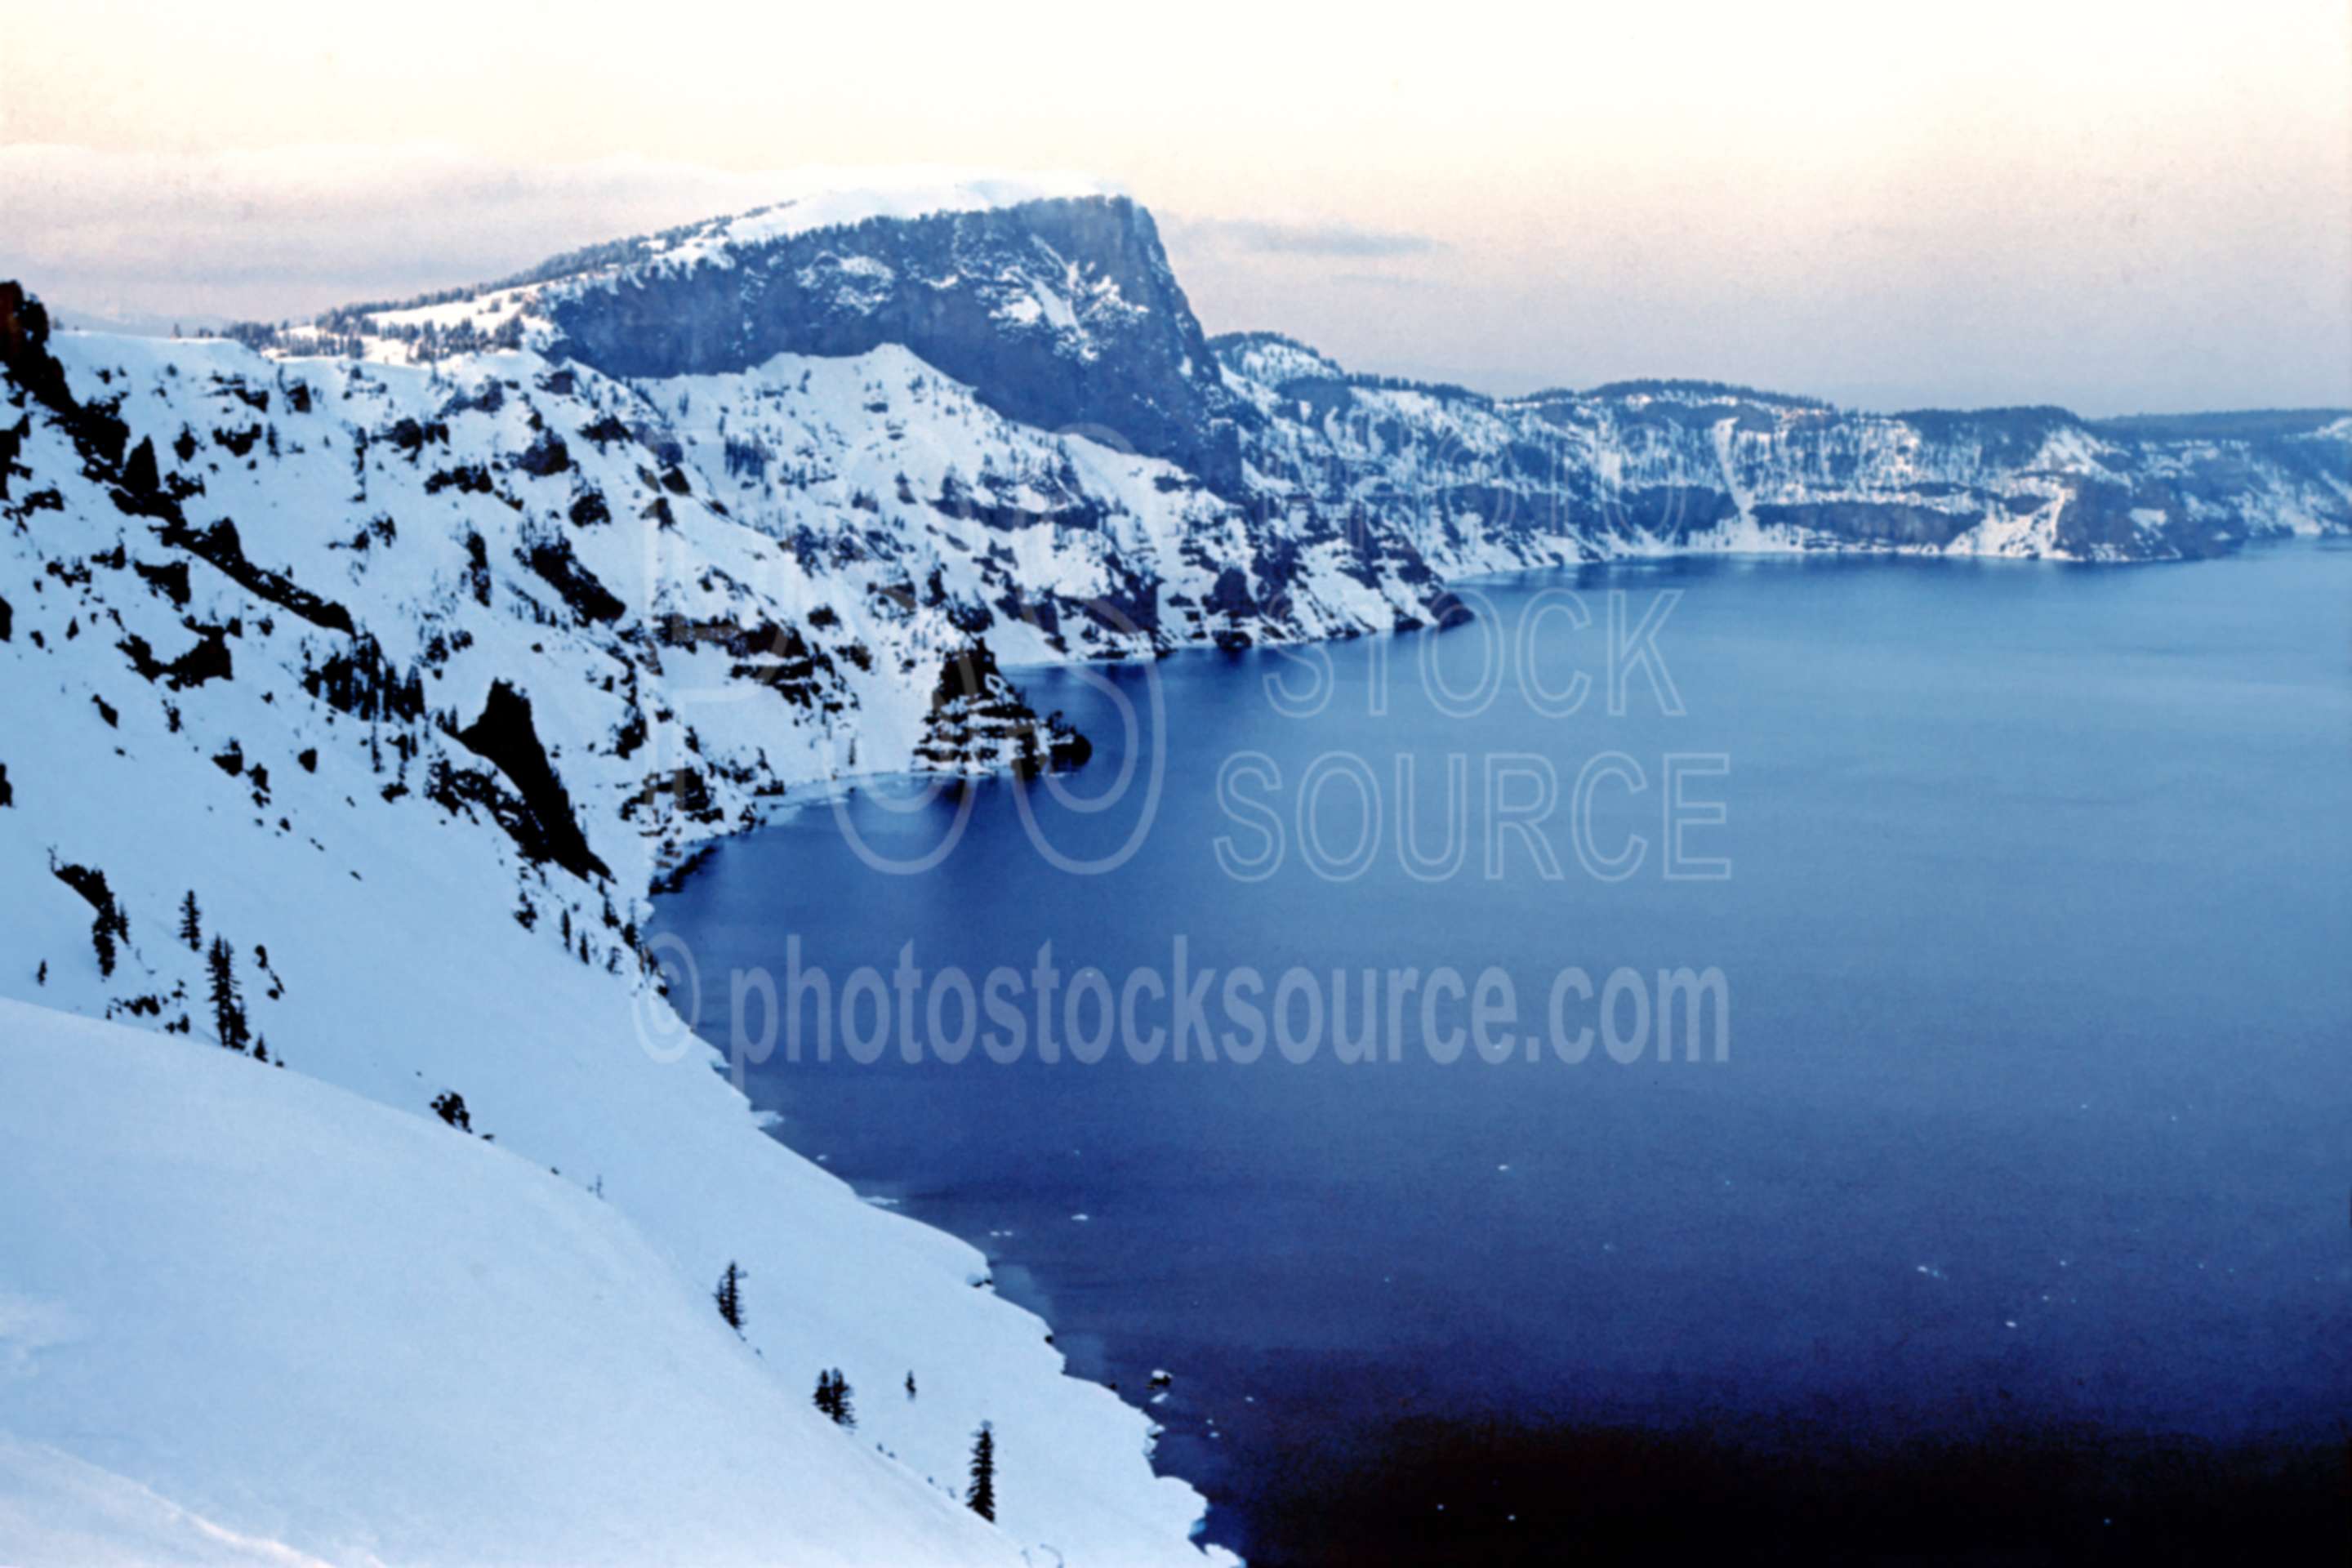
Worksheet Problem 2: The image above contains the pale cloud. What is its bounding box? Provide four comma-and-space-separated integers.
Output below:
0, 145, 801, 320
4, 0, 2346, 412
1164, 216, 1446, 260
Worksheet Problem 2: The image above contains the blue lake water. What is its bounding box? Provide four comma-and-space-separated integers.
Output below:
655, 545, 2352, 1562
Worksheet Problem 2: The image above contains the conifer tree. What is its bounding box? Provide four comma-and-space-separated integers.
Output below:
714, 1260, 745, 1333
206, 934, 247, 1051
812, 1369, 856, 1427
179, 890, 202, 951
967, 1422, 996, 1521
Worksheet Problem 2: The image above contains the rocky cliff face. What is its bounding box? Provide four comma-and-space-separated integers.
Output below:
542, 196, 1246, 493
503, 194, 2351, 569
327, 191, 2347, 586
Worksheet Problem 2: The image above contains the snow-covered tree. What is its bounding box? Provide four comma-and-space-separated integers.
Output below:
813, 1369, 857, 1428
206, 935, 247, 1051
714, 1261, 745, 1333
967, 1422, 996, 1521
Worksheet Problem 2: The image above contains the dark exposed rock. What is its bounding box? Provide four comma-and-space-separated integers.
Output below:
134, 557, 191, 608
914, 639, 1089, 777
425, 464, 495, 496
463, 530, 492, 606
118, 625, 233, 689
568, 488, 610, 528
1, 282, 136, 480
1752, 500, 1976, 549
384, 416, 449, 457
0, 283, 78, 421
452, 680, 611, 882
156, 515, 354, 633
621, 766, 720, 825
577, 413, 630, 448
122, 436, 161, 498
515, 430, 571, 476
520, 533, 625, 623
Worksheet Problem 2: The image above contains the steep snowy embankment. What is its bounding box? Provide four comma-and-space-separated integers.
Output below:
0, 998, 1028, 1568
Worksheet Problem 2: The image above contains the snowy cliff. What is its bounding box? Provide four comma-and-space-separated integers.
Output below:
0, 281, 1224, 1567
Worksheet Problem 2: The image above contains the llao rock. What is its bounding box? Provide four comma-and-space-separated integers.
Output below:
543, 197, 1247, 494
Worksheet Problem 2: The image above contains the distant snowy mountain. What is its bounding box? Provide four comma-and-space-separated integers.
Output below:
306, 191, 2346, 569
1, 177, 2346, 1566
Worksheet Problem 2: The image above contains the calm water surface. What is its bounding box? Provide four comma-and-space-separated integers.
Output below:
656, 546, 2352, 1561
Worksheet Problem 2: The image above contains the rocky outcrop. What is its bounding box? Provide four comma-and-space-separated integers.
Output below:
452, 680, 612, 883
911, 639, 1089, 778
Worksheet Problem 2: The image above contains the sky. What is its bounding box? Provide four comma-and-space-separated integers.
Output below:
2, 0, 2347, 414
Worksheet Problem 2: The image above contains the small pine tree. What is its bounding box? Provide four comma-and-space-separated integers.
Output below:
813, 1369, 856, 1427
714, 1261, 745, 1334
967, 1422, 996, 1521
206, 935, 248, 1051
179, 890, 203, 951
905, 1371, 917, 1399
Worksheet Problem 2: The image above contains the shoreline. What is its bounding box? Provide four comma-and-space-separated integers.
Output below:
648, 542, 2352, 1564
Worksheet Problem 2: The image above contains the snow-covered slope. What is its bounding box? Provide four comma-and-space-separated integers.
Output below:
0, 997, 1027, 1568
0, 283, 1226, 1566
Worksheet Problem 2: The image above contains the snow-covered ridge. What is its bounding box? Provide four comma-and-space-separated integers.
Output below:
644, 168, 1126, 272
262, 190, 2349, 566
1209, 337, 2350, 565
315, 169, 1123, 335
